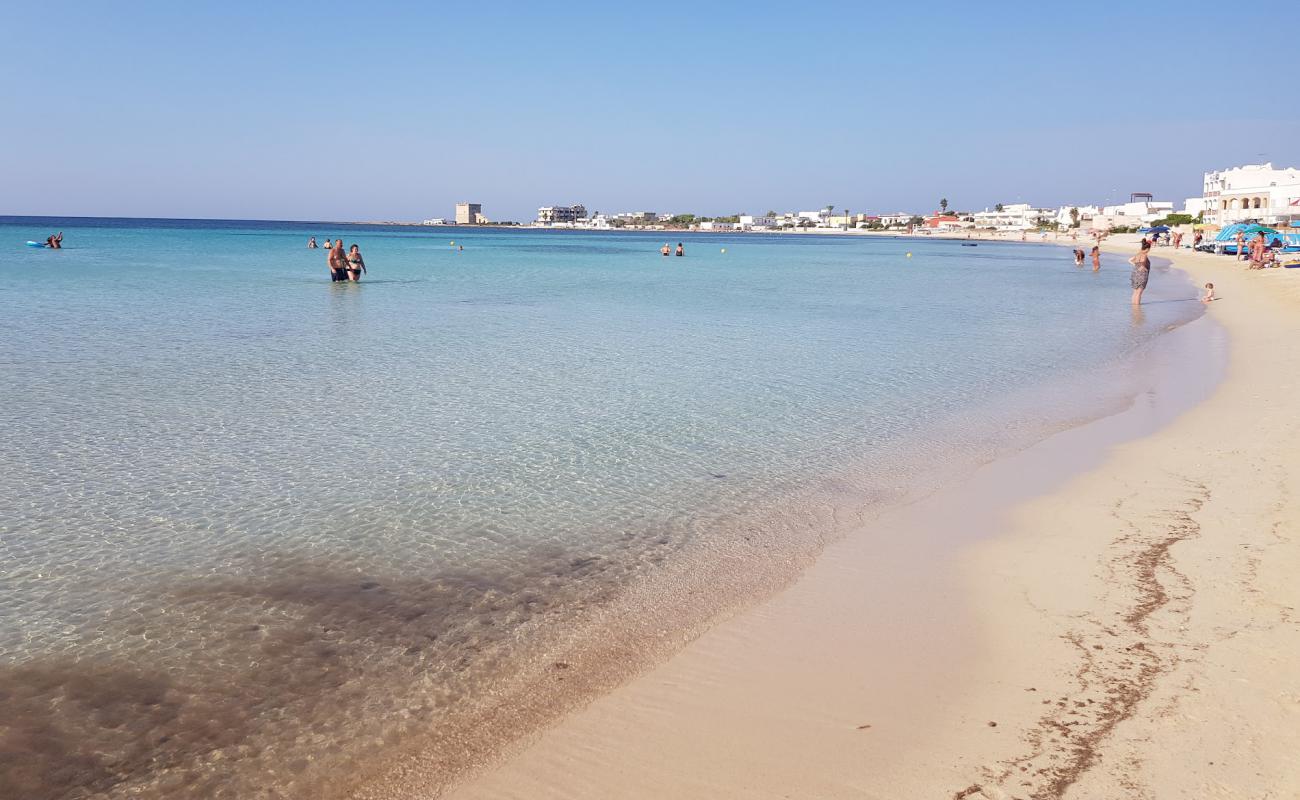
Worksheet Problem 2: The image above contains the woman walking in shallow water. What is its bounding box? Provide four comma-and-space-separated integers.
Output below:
345, 244, 367, 282
1128, 239, 1151, 305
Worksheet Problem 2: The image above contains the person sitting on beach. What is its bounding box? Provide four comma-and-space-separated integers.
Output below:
675, 243, 684, 257
661, 243, 670, 257
1091, 246, 1101, 271
328, 239, 348, 282
346, 244, 367, 281
308, 237, 318, 249
1202, 283, 1216, 303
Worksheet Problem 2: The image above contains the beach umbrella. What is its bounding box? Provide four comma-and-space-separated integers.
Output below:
1241, 224, 1278, 236
1146, 225, 1171, 233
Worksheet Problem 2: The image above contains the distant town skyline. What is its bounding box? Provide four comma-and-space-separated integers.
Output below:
2, 1, 1296, 222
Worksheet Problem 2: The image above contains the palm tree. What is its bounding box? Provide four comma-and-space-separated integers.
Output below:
940, 198, 949, 214
995, 203, 1004, 213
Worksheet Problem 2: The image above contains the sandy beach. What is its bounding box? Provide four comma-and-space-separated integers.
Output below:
439, 239, 1300, 799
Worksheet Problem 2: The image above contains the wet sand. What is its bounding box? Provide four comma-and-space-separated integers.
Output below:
437, 240, 1300, 798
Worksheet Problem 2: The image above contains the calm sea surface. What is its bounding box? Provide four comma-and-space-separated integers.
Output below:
0, 217, 1203, 798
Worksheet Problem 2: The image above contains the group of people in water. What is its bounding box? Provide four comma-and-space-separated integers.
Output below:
307, 237, 366, 282
1071, 246, 1102, 271
660, 242, 685, 257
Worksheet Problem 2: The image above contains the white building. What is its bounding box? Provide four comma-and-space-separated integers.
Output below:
738, 214, 776, 229
1100, 200, 1174, 220
1201, 163, 1300, 226
971, 204, 1054, 230
1181, 197, 1211, 218
879, 212, 917, 227
616, 211, 656, 224
422, 218, 447, 225
537, 204, 588, 225
1053, 205, 1100, 228
797, 209, 830, 224
697, 221, 736, 231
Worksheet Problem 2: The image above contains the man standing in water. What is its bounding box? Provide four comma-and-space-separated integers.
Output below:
327, 239, 348, 282
675, 243, 684, 257
661, 243, 670, 257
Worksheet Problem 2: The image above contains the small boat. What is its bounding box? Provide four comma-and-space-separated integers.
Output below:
25, 241, 47, 248
960, 243, 977, 247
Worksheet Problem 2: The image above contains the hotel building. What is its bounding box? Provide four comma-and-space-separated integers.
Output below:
537, 205, 588, 225
1201, 163, 1300, 226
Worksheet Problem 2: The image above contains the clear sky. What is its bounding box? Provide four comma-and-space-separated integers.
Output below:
3, 0, 1297, 222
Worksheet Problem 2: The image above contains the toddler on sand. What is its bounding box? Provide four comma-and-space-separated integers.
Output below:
1202, 283, 1216, 303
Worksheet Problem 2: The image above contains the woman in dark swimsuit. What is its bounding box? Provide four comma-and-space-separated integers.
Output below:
1128, 239, 1151, 306
346, 244, 367, 282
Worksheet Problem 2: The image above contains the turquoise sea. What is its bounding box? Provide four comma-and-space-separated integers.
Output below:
0, 217, 1205, 799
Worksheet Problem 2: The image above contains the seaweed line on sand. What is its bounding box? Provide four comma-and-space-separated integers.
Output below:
953, 478, 1208, 800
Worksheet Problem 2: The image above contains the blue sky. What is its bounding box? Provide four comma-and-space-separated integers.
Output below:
3, 0, 1296, 221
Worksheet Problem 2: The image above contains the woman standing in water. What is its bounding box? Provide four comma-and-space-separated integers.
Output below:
1091, 246, 1101, 271
345, 244, 367, 282
1128, 239, 1151, 305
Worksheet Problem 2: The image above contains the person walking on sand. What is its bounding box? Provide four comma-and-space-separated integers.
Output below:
1235, 230, 1246, 261
328, 239, 348, 282
1091, 245, 1101, 271
675, 243, 684, 257
1128, 239, 1152, 306
661, 243, 670, 257
345, 244, 367, 281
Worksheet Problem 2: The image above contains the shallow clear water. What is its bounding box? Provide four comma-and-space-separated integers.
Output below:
0, 218, 1202, 798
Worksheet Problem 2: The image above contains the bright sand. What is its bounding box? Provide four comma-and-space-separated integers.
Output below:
438, 240, 1300, 799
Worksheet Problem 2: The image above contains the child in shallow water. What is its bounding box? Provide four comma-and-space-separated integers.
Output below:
1202, 283, 1216, 303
